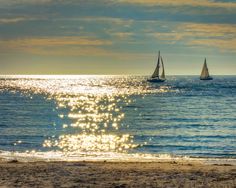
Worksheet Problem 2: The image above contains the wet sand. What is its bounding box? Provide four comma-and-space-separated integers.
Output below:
0, 160, 236, 188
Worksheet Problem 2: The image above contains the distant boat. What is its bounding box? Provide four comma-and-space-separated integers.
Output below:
148, 51, 166, 83
200, 58, 213, 80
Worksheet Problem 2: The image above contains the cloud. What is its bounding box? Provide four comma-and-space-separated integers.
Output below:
182, 23, 236, 36
149, 33, 182, 42
0, 17, 44, 24
112, 32, 133, 39
155, 23, 236, 39
0, 17, 29, 24
148, 22, 236, 51
189, 38, 236, 52
105, 32, 134, 40
117, 0, 236, 8
184, 23, 236, 51
5, 0, 235, 9
0, 0, 52, 6
2, 37, 112, 47
0, 35, 155, 60
0, 37, 113, 56
17, 46, 113, 56
56, 16, 134, 26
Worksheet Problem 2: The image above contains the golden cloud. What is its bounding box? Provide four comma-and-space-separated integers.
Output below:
0, 0, 52, 6
182, 23, 236, 36
108, 32, 134, 40
61, 16, 134, 26
117, 0, 236, 8
182, 23, 236, 51
1, 37, 112, 48
0, 36, 114, 56
0, 17, 42, 24
0, 36, 150, 59
149, 23, 236, 51
20, 46, 113, 56
189, 39, 236, 52
0, 18, 28, 24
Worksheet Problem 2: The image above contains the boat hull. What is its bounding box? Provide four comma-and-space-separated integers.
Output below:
147, 78, 165, 83
200, 77, 213, 80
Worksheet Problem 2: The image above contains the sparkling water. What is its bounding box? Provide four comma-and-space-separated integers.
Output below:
0, 75, 235, 161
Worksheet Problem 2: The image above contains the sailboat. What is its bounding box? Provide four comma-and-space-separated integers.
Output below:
147, 51, 166, 83
200, 58, 213, 80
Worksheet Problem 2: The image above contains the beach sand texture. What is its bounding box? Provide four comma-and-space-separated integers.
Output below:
0, 160, 235, 188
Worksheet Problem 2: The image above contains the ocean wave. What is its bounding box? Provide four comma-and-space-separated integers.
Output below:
0, 150, 236, 166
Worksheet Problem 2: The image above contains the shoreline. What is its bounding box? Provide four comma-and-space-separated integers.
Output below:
1, 151, 236, 166
1, 159, 236, 187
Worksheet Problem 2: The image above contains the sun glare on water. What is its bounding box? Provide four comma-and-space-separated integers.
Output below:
0, 75, 172, 158
43, 92, 137, 155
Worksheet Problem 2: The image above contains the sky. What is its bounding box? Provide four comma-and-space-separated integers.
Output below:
0, 0, 236, 75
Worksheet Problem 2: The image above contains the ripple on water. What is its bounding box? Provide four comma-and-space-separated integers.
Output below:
0, 75, 235, 159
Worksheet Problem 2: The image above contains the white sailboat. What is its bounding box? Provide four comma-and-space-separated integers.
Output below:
200, 58, 213, 80
148, 51, 166, 83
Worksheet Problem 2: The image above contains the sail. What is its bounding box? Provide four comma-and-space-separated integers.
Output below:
151, 51, 160, 78
160, 56, 165, 79
200, 58, 210, 79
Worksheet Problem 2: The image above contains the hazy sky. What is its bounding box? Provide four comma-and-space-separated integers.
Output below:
0, 0, 235, 75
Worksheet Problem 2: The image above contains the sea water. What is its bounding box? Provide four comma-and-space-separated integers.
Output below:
0, 75, 235, 162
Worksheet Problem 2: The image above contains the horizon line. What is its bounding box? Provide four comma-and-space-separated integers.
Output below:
0, 74, 236, 76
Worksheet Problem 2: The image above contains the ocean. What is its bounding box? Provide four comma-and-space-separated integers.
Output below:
0, 75, 235, 161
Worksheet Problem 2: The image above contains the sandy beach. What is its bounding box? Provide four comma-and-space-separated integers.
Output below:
0, 159, 235, 188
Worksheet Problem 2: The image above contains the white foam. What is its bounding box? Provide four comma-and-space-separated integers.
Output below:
1, 150, 236, 165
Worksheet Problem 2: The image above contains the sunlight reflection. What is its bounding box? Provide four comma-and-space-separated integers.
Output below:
43, 134, 136, 154
0, 75, 173, 156
44, 92, 138, 154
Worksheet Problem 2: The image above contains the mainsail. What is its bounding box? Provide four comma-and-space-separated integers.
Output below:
151, 51, 160, 78
200, 58, 210, 79
148, 51, 166, 82
160, 56, 165, 80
